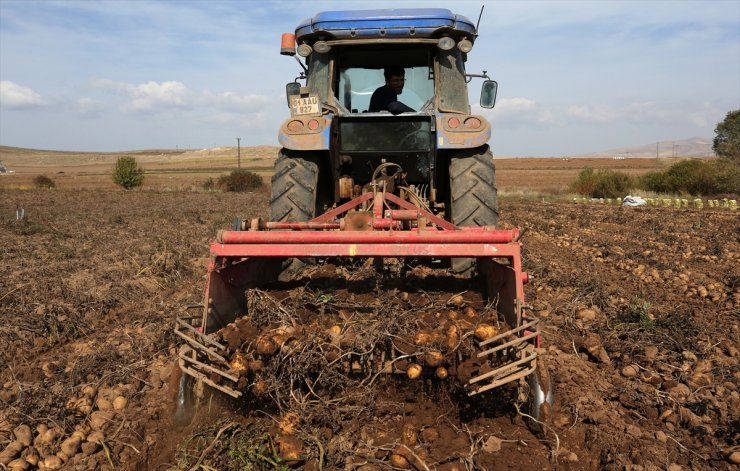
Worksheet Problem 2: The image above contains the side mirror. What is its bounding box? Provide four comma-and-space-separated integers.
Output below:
286, 82, 301, 106
480, 80, 498, 109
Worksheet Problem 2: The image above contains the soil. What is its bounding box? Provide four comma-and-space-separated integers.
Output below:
1, 188, 738, 470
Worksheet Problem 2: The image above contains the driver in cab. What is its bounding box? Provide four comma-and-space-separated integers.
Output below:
368, 67, 415, 115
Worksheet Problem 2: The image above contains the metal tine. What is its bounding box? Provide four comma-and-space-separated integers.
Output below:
477, 330, 540, 358
179, 363, 242, 399
176, 317, 225, 350
469, 365, 535, 395
179, 351, 239, 383
174, 329, 229, 364
468, 351, 537, 385
478, 318, 539, 348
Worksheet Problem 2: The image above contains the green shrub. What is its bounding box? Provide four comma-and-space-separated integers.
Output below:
570, 167, 633, 198
707, 158, 740, 195
638, 158, 739, 196
112, 156, 145, 189
217, 169, 263, 192
638, 171, 670, 193
33, 175, 55, 189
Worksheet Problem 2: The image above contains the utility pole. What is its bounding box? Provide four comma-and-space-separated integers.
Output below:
656, 142, 659, 159
236, 137, 241, 168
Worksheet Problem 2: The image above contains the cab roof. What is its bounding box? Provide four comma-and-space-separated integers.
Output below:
295, 8, 477, 43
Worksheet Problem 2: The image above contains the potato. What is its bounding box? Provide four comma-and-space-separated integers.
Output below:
229, 352, 248, 373
463, 306, 477, 318
13, 424, 32, 447
474, 324, 498, 341
0, 441, 23, 466
7, 458, 28, 471
389, 453, 410, 469
401, 423, 417, 447
248, 359, 264, 373
424, 351, 443, 367
112, 396, 127, 411
435, 367, 449, 380
413, 332, 432, 346
447, 310, 459, 320
255, 336, 277, 356
43, 456, 63, 470
96, 394, 114, 411
60, 435, 82, 457
89, 411, 113, 431
25, 453, 39, 466
448, 294, 464, 306
446, 325, 460, 351
81, 385, 97, 397
406, 363, 423, 380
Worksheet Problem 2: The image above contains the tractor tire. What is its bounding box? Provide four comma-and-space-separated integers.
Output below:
448, 145, 499, 273
270, 150, 320, 222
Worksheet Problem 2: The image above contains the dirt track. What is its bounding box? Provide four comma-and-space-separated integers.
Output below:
1, 189, 738, 470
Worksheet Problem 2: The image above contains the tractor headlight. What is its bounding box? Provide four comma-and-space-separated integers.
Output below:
297, 43, 313, 57
457, 39, 473, 53
438, 37, 455, 50
313, 41, 331, 53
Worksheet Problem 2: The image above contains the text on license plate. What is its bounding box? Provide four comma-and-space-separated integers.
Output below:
290, 96, 319, 115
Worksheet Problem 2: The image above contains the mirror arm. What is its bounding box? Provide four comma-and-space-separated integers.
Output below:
293, 55, 308, 74
465, 70, 490, 83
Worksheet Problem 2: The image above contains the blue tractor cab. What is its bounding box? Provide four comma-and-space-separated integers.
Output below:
273, 9, 499, 274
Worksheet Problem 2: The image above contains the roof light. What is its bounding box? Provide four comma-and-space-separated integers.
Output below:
458, 39, 473, 53
297, 43, 313, 57
280, 33, 296, 56
313, 41, 331, 53
438, 37, 455, 51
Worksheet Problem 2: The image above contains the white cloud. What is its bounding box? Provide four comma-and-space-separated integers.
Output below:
478, 97, 556, 129
0, 81, 45, 109
90, 78, 276, 116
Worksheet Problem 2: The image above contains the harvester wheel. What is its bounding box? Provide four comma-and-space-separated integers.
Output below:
448, 145, 499, 273
270, 150, 320, 222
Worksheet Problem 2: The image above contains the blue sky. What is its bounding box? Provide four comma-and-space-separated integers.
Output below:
1, 0, 738, 156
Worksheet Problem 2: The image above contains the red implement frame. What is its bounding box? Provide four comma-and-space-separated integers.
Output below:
177, 190, 539, 398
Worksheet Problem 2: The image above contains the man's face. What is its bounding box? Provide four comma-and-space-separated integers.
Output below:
387, 74, 405, 94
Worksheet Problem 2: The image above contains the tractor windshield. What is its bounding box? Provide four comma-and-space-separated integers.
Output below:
332, 45, 434, 114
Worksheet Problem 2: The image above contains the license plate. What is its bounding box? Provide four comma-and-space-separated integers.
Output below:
290, 95, 320, 116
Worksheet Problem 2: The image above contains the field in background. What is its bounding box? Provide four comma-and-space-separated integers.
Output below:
0, 145, 684, 194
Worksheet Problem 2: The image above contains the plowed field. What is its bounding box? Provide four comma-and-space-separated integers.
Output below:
1, 188, 738, 470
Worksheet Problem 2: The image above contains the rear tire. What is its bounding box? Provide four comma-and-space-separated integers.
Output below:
448, 145, 499, 273
270, 149, 321, 222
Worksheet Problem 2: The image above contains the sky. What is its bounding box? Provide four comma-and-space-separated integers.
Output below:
0, 0, 739, 156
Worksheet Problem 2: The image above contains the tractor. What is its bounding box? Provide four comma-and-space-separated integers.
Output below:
174, 8, 552, 431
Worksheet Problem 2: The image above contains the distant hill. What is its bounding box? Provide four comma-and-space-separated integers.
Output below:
585, 137, 714, 158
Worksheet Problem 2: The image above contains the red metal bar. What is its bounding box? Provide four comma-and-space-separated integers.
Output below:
217, 229, 518, 244
262, 221, 341, 230
385, 209, 420, 220
312, 193, 374, 223
211, 242, 520, 257
384, 193, 457, 230
371, 219, 402, 230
